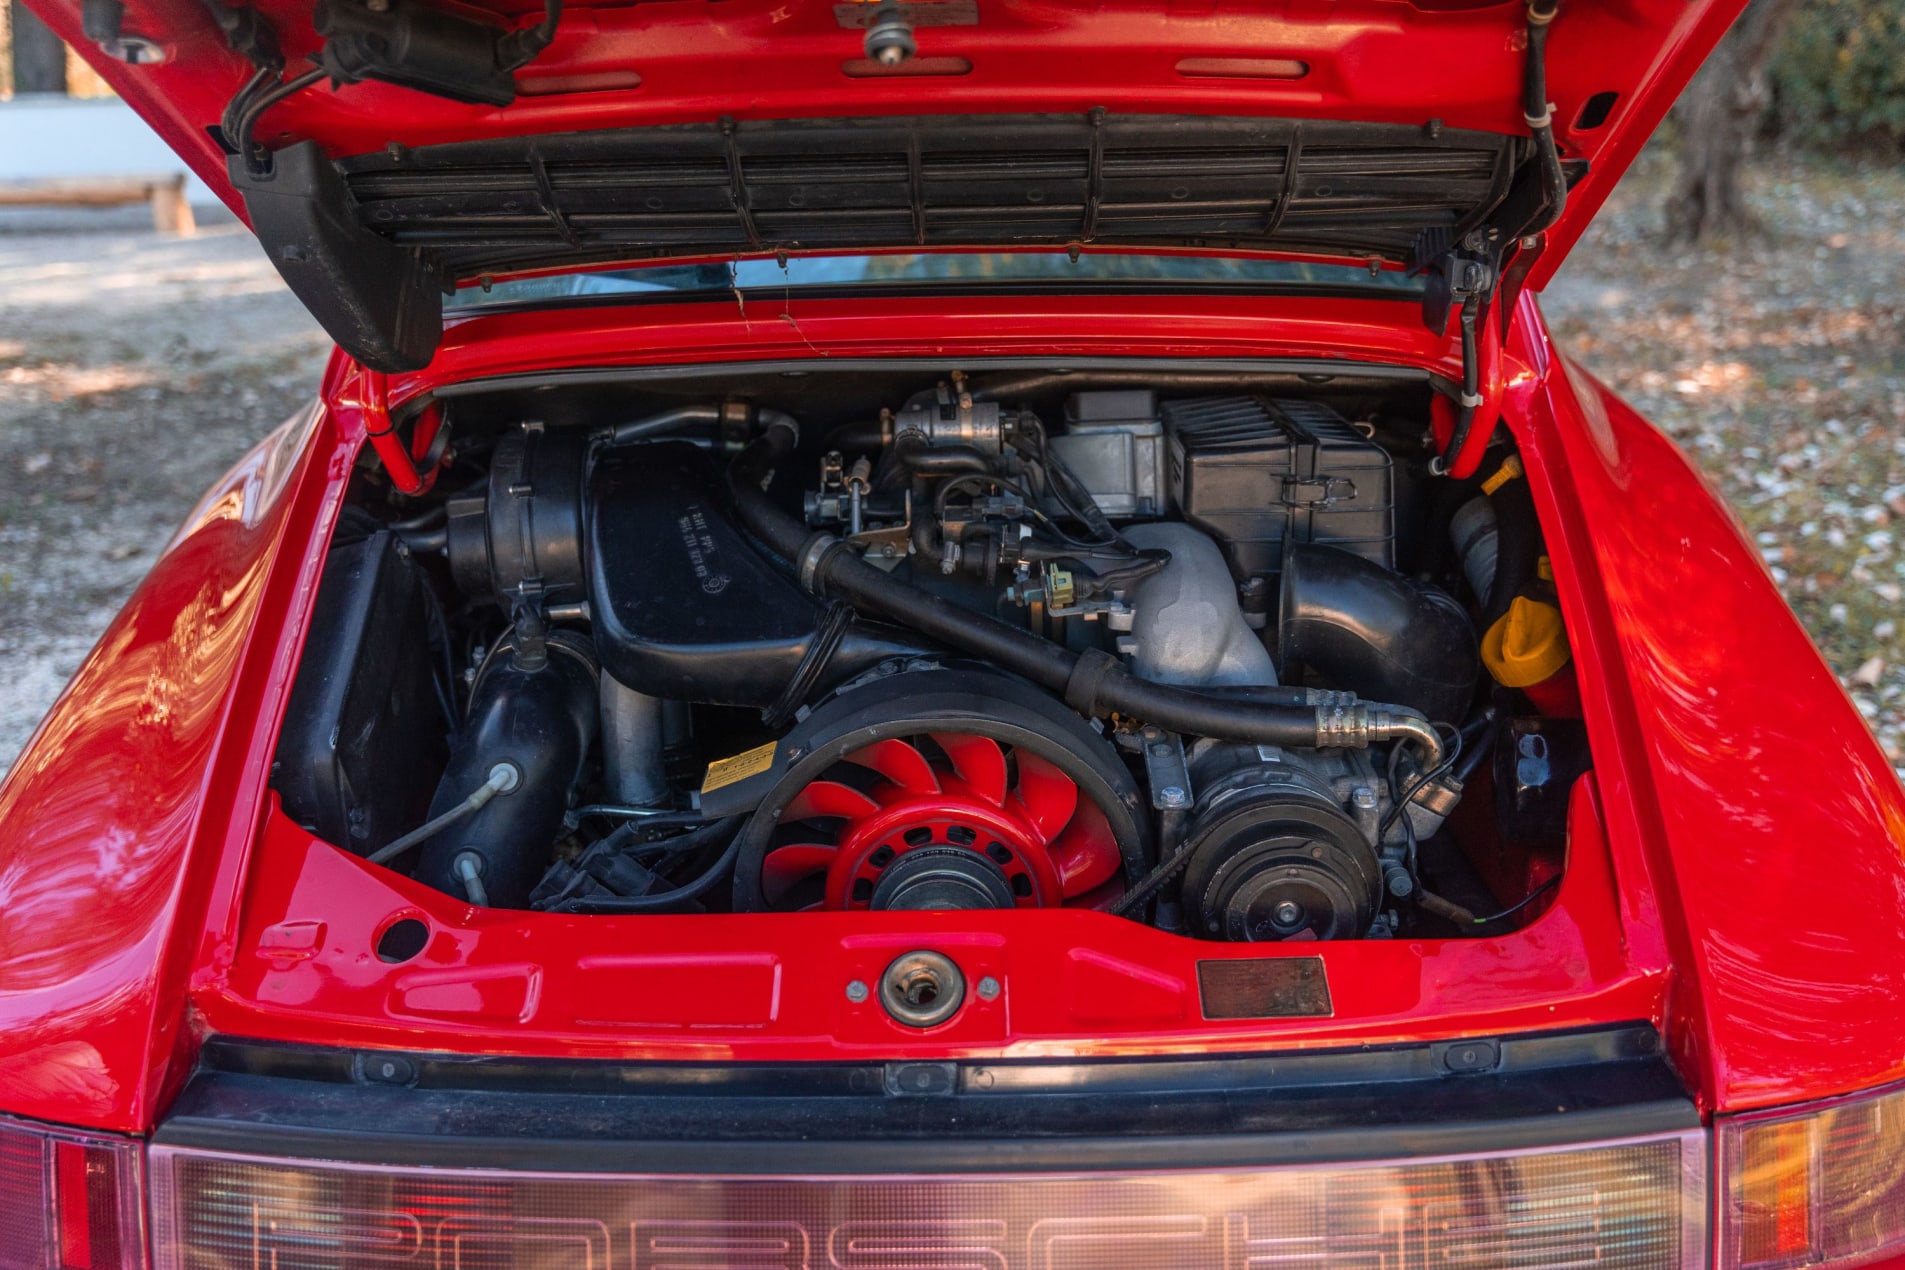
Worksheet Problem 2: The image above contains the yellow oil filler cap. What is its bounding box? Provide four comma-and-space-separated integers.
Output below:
1481, 596, 1571, 688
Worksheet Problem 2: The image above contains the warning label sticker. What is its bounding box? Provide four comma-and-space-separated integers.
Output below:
702, 741, 778, 793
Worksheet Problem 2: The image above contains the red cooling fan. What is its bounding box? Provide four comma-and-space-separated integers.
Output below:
730, 666, 1150, 914
761, 732, 1127, 911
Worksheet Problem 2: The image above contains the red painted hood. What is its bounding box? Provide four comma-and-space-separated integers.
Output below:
34, 0, 1744, 367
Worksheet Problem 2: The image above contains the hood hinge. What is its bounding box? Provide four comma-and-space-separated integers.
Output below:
1409, 0, 1569, 479
344, 364, 446, 495
1409, 229, 1502, 480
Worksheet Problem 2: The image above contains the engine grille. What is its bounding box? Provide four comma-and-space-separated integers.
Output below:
338, 113, 1520, 278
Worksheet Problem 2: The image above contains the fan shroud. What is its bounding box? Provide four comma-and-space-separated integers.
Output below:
730, 666, 1150, 914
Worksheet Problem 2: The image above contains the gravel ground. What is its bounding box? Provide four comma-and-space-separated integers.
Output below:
1, 150, 1901, 777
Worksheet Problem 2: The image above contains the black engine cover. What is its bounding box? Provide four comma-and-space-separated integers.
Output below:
586, 442, 921, 706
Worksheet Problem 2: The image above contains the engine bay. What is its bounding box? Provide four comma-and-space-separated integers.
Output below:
273, 364, 1588, 948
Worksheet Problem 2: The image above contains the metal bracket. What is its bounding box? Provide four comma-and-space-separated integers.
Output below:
1409, 226, 1498, 338
1139, 726, 1193, 810
1279, 475, 1357, 508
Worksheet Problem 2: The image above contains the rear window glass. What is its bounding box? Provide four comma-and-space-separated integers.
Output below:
448, 252, 1422, 310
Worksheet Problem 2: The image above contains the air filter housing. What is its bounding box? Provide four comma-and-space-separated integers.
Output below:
1160, 396, 1394, 581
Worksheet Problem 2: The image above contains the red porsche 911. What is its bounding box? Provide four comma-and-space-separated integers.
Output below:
3, 0, 1902, 1264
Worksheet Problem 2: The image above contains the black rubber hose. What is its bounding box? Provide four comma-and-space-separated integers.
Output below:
727, 422, 1433, 754
607, 403, 722, 443
1073, 666, 1347, 748
731, 420, 1071, 669
734, 427, 1129, 691
909, 476, 946, 566
1431, 295, 1483, 477
1522, 0, 1568, 236
1196, 683, 1332, 708
396, 525, 449, 554
1485, 469, 1542, 626
235, 64, 325, 177
893, 432, 993, 478
1433, 0, 1562, 475
823, 420, 889, 452
497, 0, 562, 69
1453, 722, 1498, 784
219, 65, 276, 145
835, 539, 1079, 688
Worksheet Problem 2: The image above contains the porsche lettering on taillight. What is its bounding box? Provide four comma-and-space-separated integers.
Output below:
145, 1133, 1707, 1269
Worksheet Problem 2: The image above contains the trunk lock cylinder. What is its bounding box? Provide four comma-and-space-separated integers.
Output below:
879, 950, 965, 1028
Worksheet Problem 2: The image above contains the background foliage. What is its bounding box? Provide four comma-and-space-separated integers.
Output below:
1769, 0, 1905, 150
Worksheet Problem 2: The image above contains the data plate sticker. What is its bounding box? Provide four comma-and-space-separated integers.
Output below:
703, 742, 778, 793
1197, 957, 1332, 1019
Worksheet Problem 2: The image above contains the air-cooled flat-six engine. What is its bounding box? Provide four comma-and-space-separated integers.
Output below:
275, 369, 1586, 944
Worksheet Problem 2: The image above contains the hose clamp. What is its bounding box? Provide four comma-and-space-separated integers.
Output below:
1524, 104, 1555, 129
797, 532, 842, 596
1303, 689, 1360, 712
1313, 700, 1369, 749
1063, 648, 1122, 718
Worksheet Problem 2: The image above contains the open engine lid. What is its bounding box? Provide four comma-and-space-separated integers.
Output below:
35, 0, 1746, 370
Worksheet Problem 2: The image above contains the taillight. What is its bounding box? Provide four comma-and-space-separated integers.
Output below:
148, 1131, 1706, 1268
1719, 1078, 1905, 1269
0, 1114, 146, 1270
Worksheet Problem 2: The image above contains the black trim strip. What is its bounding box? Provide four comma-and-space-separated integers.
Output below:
155, 1026, 1698, 1175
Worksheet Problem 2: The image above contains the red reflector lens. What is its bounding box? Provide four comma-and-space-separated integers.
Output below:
54, 1139, 134, 1270
54, 1141, 93, 1269
150, 1132, 1706, 1269
0, 1114, 145, 1270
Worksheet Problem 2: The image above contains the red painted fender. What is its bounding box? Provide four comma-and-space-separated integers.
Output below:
1512, 292, 1905, 1112
0, 398, 343, 1131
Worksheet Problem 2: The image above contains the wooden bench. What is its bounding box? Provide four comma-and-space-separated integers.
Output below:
0, 173, 195, 234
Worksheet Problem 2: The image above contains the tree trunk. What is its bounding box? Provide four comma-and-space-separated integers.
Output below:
8, 0, 68, 94
1664, 0, 1803, 242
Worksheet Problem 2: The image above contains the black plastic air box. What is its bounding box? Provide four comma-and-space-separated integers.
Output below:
272, 530, 448, 852
1160, 396, 1394, 580
585, 443, 924, 706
